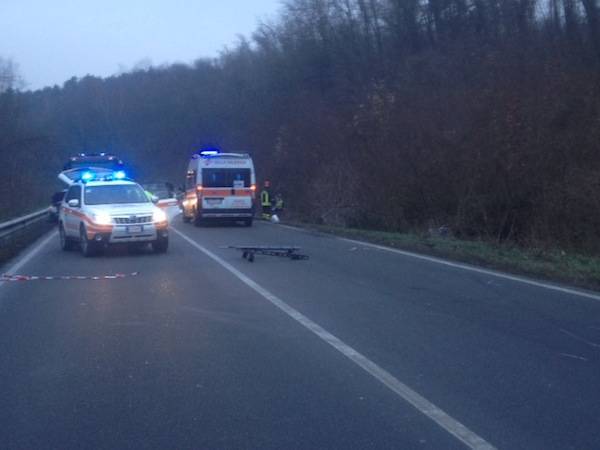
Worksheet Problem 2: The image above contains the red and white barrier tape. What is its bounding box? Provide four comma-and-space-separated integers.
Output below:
0, 272, 139, 282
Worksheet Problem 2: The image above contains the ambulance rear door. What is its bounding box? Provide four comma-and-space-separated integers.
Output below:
199, 160, 255, 216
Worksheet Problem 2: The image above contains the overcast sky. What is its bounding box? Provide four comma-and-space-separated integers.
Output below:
0, 0, 282, 90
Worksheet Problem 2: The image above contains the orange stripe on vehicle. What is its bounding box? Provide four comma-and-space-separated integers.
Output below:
201, 188, 254, 197
63, 207, 113, 236
158, 200, 178, 208
202, 188, 228, 196
87, 224, 113, 233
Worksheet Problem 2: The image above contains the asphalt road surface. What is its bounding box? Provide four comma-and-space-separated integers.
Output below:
1, 218, 599, 449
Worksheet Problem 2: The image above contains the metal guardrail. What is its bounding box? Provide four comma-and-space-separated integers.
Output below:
0, 209, 49, 240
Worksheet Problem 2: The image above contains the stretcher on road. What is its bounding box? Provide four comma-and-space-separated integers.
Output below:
225, 245, 309, 262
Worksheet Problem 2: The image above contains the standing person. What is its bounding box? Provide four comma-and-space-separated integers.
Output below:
274, 193, 284, 217
260, 181, 272, 220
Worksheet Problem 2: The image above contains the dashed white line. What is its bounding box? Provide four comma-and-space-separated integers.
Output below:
275, 223, 600, 302
173, 227, 497, 450
559, 328, 600, 348
558, 353, 588, 362
0, 231, 57, 290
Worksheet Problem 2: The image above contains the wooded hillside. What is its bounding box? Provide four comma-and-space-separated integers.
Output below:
1, 0, 600, 252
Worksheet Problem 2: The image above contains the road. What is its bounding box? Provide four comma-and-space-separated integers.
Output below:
1, 218, 599, 449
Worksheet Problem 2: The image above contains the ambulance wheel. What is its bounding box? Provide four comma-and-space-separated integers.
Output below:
152, 236, 169, 253
79, 225, 99, 257
193, 210, 204, 227
59, 223, 76, 251
243, 218, 253, 227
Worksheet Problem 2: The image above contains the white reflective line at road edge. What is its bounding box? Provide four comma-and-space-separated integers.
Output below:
337, 236, 600, 302
275, 223, 600, 302
0, 231, 57, 289
173, 227, 497, 450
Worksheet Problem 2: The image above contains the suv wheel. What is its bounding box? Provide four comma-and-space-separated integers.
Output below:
80, 225, 98, 257
193, 209, 204, 227
59, 224, 76, 251
152, 236, 168, 253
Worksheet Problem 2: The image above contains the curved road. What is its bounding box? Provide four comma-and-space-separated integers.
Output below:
1, 219, 599, 449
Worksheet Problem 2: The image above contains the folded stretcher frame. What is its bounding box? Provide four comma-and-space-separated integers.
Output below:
226, 245, 309, 262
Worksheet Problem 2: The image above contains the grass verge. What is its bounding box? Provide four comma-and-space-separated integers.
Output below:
285, 221, 600, 292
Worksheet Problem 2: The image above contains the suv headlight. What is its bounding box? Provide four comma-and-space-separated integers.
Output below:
153, 209, 167, 223
93, 212, 112, 225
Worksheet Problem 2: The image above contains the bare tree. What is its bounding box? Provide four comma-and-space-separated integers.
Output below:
580, 0, 600, 58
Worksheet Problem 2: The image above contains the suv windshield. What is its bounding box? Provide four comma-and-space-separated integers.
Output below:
84, 184, 149, 205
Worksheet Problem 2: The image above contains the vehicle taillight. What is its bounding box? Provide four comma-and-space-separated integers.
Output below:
196, 185, 203, 193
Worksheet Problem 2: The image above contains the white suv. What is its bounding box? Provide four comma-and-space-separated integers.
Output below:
58, 177, 169, 256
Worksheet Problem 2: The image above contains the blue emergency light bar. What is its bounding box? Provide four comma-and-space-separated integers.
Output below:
79, 169, 129, 182
192, 145, 222, 157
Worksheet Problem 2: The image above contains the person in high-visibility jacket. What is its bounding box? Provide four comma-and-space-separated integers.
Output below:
260, 181, 272, 219
273, 193, 284, 216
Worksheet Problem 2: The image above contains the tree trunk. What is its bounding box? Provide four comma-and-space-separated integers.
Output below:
581, 0, 600, 60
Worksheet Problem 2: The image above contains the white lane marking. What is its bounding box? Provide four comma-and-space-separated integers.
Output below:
173, 227, 496, 450
558, 353, 588, 362
559, 328, 600, 348
274, 223, 600, 302
0, 231, 57, 290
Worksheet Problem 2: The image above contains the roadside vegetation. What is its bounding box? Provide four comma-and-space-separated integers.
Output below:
290, 221, 600, 291
1, 0, 600, 261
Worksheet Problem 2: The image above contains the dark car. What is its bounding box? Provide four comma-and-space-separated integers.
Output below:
63, 153, 124, 171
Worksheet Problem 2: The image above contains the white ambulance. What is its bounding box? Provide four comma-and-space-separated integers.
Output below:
181, 150, 256, 226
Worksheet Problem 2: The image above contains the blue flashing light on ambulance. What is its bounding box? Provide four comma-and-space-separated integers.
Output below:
181, 149, 256, 226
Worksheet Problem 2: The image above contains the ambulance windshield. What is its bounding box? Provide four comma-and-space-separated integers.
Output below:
202, 168, 251, 188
